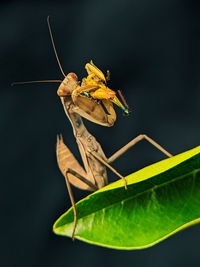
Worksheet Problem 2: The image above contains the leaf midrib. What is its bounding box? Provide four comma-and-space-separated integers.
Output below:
58, 168, 200, 227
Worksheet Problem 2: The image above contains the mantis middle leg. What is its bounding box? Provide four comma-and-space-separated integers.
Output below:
88, 134, 172, 190
108, 134, 172, 164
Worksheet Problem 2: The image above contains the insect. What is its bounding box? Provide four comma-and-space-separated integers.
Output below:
57, 60, 129, 127
13, 17, 173, 240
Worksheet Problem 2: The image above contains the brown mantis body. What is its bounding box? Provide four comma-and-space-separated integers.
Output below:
56, 72, 172, 239
13, 17, 173, 240
56, 73, 128, 238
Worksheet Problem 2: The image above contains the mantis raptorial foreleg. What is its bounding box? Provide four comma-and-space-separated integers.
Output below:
108, 134, 173, 164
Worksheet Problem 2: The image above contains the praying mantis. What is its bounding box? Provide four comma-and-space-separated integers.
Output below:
13, 17, 173, 240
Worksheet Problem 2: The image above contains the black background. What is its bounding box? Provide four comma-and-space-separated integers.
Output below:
1, 1, 200, 266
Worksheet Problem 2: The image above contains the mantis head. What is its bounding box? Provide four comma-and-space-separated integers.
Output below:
57, 61, 129, 127
12, 18, 129, 127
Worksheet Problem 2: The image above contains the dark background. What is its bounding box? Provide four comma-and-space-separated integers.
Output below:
1, 1, 200, 266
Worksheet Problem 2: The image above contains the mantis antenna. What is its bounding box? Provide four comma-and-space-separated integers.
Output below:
11, 80, 62, 86
12, 17, 66, 86
47, 16, 66, 78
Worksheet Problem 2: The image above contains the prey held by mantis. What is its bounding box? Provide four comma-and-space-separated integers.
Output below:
13, 17, 173, 240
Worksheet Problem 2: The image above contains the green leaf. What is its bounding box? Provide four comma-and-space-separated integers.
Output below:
53, 146, 200, 249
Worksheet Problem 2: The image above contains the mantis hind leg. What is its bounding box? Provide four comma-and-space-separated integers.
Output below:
65, 168, 98, 240
64, 170, 77, 240
57, 134, 96, 191
56, 135, 98, 239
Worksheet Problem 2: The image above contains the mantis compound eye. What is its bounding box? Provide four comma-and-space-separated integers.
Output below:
67, 73, 78, 81
57, 73, 79, 96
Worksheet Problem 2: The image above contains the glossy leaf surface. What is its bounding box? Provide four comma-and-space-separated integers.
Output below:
53, 146, 200, 249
